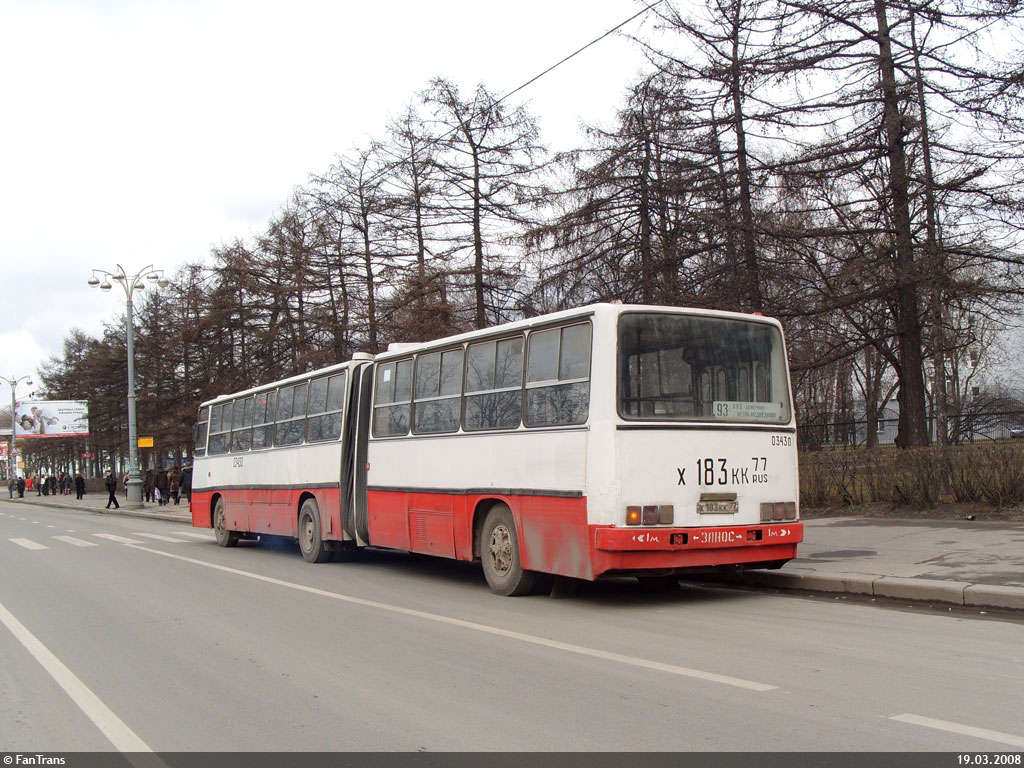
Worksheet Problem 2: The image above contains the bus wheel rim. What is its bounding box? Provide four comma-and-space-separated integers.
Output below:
488, 523, 513, 575
302, 514, 314, 551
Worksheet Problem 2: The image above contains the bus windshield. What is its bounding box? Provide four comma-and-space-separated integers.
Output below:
618, 312, 791, 424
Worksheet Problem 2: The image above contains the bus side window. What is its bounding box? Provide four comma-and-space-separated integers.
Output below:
232, 396, 254, 452
413, 349, 463, 435
373, 360, 412, 437
209, 402, 232, 455
464, 337, 522, 432
252, 390, 276, 449
194, 406, 209, 456
307, 372, 346, 442
276, 383, 308, 446
525, 323, 591, 428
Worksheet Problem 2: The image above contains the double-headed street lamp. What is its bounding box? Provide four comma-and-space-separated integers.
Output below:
2, 374, 33, 481
88, 265, 168, 505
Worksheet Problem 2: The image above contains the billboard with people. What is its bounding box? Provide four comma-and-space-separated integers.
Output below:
14, 400, 89, 438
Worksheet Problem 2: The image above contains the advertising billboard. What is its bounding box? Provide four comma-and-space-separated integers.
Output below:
14, 400, 90, 438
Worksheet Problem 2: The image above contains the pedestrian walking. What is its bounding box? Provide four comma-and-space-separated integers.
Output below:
16, 476, 25, 498
104, 470, 120, 509
75, 472, 86, 500
7, 477, 13, 499
181, 464, 192, 504
169, 466, 181, 505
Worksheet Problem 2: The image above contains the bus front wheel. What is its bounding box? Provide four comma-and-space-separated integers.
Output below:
213, 498, 240, 548
298, 499, 330, 563
480, 504, 539, 596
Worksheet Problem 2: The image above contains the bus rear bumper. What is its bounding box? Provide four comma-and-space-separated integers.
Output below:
595, 522, 801, 551
589, 522, 802, 577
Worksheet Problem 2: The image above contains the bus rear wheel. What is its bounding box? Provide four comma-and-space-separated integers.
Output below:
213, 498, 240, 548
298, 499, 330, 563
480, 504, 539, 596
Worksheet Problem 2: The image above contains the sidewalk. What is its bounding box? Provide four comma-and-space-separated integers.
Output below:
3, 493, 1022, 611
1, 489, 191, 523
735, 516, 1024, 612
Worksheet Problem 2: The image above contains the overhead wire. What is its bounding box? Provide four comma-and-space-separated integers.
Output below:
495, 0, 665, 108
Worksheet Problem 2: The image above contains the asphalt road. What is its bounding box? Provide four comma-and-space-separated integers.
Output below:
1, 500, 1022, 753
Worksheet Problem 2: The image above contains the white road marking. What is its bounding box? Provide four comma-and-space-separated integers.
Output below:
891, 714, 1024, 748
174, 531, 214, 539
53, 536, 98, 548
129, 544, 776, 692
10, 538, 48, 550
92, 534, 145, 545
0, 598, 152, 752
132, 533, 189, 543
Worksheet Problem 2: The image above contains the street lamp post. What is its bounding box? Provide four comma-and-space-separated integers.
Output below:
88, 265, 168, 505
1, 375, 32, 481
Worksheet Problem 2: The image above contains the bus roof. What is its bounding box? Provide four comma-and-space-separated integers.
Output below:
199, 359, 360, 409
370, 302, 783, 363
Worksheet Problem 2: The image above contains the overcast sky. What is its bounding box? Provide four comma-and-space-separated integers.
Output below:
0, 0, 654, 395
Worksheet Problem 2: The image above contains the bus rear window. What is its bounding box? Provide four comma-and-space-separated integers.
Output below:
618, 313, 791, 423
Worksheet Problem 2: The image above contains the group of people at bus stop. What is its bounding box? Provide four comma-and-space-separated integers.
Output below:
140, 465, 190, 505
7, 466, 192, 509
103, 466, 192, 509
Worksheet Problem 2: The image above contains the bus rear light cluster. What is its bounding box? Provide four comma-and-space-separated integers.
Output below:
760, 501, 797, 522
625, 505, 674, 525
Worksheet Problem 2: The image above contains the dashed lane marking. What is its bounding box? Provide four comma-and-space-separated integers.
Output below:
132, 533, 189, 543
92, 533, 145, 545
53, 536, 98, 548
891, 714, 1024, 748
10, 538, 48, 550
173, 531, 214, 539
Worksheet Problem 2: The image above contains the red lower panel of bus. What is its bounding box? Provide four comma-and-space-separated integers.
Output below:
191, 487, 344, 541
366, 489, 802, 581
192, 487, 801, 581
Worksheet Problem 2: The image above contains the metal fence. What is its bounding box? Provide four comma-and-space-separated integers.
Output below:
797, 409, 1024, 449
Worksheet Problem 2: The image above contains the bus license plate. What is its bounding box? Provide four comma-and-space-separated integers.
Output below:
696, 500, 738, 515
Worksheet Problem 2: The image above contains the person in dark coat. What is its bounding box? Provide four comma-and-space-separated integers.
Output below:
143, 469, 154, 503
16, 476, 25, 497
169, 466, 181, 505
180, 465, 193, 504
75, 472, 86, 500
155, 468, 169, 505
104, 470, 120, 509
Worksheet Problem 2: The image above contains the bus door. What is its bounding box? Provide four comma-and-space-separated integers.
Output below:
342, 361, 373, 546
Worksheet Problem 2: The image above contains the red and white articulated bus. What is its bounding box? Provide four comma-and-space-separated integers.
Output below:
190, 303, 802, 595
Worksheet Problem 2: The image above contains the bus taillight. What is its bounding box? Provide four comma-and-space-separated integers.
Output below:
760, 501, 797, 522
625, 505, 673, 525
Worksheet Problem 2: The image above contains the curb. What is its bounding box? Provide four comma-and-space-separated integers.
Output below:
737, 568, 1024, 612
